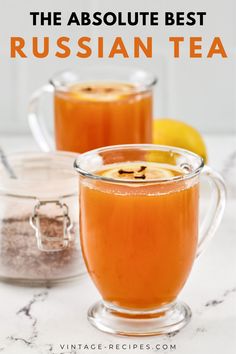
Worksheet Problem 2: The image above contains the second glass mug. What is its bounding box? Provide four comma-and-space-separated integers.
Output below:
28, 67, 157, 153
74, 144, 226, 336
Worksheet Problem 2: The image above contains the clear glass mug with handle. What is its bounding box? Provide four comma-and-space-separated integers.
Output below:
74, 144, 226, 336
28, 67, 157, 153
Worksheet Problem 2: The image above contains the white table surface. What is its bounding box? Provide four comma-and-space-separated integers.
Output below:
0, 134, 235, 354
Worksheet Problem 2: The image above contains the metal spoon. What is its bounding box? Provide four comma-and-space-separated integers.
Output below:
0, 146, 17, 179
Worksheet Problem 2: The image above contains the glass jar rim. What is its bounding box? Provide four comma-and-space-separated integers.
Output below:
0, 151, 78, 199
74, 144, 204, 184
49, 66, 158, 93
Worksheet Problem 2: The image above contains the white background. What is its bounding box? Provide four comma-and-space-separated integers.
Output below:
0, 0, 235, 135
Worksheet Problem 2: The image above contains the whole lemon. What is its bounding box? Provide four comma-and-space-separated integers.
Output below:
153, 119, 208, 163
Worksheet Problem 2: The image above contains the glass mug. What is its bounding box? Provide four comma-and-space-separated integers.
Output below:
74, 144, 226, 336
28, 67, 157, 153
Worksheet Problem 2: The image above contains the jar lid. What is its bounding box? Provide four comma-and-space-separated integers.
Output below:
0, 151, 78, 199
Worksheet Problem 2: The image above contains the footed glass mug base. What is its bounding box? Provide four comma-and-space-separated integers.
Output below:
88, 301, 192, 336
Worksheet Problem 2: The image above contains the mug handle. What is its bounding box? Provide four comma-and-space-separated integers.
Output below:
28, 84, 55, 152
197, 165, 226, 258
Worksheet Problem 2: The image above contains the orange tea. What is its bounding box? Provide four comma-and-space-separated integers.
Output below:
54, 82, 152, 153
80, 162, 199, 310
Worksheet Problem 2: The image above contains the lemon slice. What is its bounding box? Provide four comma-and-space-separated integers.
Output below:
99, 163, 175, 181
70, 82, 136, 101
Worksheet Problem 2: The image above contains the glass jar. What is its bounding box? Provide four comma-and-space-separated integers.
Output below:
0, 151, 85, 284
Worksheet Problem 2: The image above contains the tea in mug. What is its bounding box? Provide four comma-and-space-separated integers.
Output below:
54, 82, 152, 153
80, 162, 199, 310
